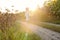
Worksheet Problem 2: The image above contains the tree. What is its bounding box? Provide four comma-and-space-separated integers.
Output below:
44, 0, 60, 19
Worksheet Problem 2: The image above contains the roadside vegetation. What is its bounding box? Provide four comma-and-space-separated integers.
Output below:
29, 0, 60, 33
0, 13, 41, 40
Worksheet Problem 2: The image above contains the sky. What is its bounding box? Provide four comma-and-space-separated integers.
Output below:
0, 0, 48, 12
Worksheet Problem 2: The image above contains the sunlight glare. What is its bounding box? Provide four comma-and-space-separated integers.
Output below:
0, 0, 48, 13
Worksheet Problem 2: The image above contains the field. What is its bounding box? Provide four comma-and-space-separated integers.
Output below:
0, 22, 41, 40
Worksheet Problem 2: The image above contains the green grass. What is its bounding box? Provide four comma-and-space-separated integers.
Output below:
16, 32, 41, 40
30, 21, 60, 33
0, 22, 41, 40
39, 23, 60, 33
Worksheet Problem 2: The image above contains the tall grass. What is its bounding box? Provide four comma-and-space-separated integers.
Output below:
0, 22, 41, 40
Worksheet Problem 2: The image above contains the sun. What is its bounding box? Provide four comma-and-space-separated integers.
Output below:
0, 0, 47, 13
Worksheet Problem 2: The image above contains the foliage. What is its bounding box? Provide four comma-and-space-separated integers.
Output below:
0, 13, 41, 40
44, 0, 60, 19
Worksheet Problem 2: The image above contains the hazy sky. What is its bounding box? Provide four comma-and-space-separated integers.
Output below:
0, 0, 48, 12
